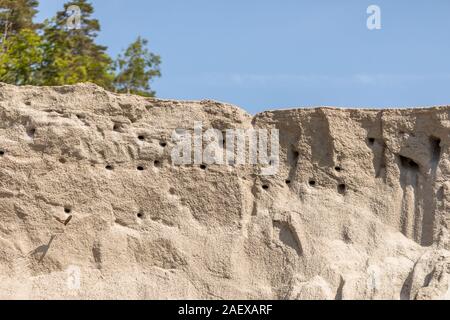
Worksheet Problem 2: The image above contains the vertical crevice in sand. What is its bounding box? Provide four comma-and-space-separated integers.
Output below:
396, 134, 443, 246
286, 145, 300, 186
375, 111, 388, 182
250, 179, 259, 217
420, 136, 442, 246
239, 177, 258, 238
334, 275, 345, 300
376, 142, 387, 181
430, 136, 442, 165
413, 176, 424, 243
399, 156, 419, 240
309, 110, 334, 168
400, 262, 416, 300
364, 111, 387, 182
92, 241, 102, 269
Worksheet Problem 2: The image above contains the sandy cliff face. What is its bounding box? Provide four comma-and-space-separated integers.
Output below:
0, 83, 449, 299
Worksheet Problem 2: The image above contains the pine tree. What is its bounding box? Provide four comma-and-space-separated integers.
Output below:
40, 0, 114, 88
0, 0, 39, 35
0, 0, 39, 52
114, 37, 161, 97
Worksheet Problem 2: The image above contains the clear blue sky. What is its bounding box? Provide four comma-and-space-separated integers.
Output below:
37, 0, 450, 113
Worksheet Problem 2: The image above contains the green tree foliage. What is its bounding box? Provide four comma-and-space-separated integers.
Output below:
0, 28, 43, 84
0, 0, 161, 96
0, 0, 39, 36
40, 0, 114, 88
114, 37, 161, 97
0, 0, 39, 54
0, 0, 42, 83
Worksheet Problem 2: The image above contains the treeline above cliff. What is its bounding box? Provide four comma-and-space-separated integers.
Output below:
0, 0, 161, 97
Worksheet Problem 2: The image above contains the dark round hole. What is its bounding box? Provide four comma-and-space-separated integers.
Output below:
368, 138, 375, 145
293, 151, 299, 158
200, 164, 207, 170
160, 141, 167, 147
0, 150, 4, 156
64, 207, 71, 214
335, 166, 341, 172
105, 165, 114, 170
138, 135, 145, 141
285, 180, 291, 185
59, 158, 66, 164
137, 166, 145, 171
338, 183, 347, 194
113, 123, 120, 131
154, 160, 161, 167
27, 128, 36, 137
137, 212, 143, 218
262, 185, 269, 190
309, 180, 316, 186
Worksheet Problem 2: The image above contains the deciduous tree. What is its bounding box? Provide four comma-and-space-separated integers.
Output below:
114, 37, 161, 97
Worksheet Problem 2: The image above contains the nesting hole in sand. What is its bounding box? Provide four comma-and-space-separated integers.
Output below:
335, 166, 342, 172
59, 158, 67, 164
137, 212, 144, 219
400, 156, 419, 171
138, 135, 145, 141
113, 123, 120, 131
0, 150, 4, 156
368, 137, 375, 145
221, 131, 227, 148
430, 136, 442, 163
308, 180, 316, 186
105, 164, 114, 170
160, 141, 167, 147
338, 183, 347, 194
27, 127, 36, 138
262, 184, 269, 190
137, 165, 145, 171
154, 160, 161, 167
64, 207, 72, 214
285, 179, 291, 185
200, 164, 207, 170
